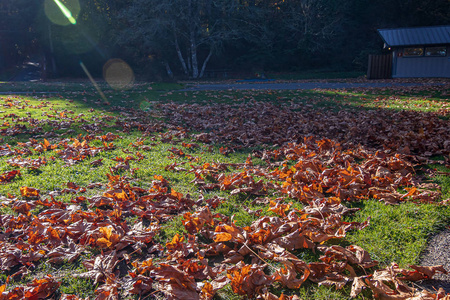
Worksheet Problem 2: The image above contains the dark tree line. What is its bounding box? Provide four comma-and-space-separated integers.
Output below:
0, 0, 449, 80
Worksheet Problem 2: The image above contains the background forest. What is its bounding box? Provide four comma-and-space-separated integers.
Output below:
1, 0, 449, 80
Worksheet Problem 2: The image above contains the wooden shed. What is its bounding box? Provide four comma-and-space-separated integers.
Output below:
370, 25, 450, 78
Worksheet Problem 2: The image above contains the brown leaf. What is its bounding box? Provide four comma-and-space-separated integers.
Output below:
350, 276, 367, 298
128, 275, 153, 296
0, 170, 20, 183
47, 241, 83, 264
214, 224, 246, 243
132, 258, 154, 275
274, 260, 310, 289
227, 262, 273, 297
24, 275, 60, 299
97, 226, 121, 249
151, 263, 199, 300
20, 186, 40, 198
200, 276, 229, 300
94, 275, 119, 300
399, 265, 447, 281
184, 206, 216, 234
75, 251, 118, 284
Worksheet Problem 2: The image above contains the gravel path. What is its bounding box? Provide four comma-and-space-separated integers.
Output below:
419, 229, 450, 292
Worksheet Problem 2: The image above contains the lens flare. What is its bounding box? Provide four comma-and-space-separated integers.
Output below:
80, 62, 110, 105
103, 59, 135, 90
45, 0, 80, 26
53, 0, 76, 24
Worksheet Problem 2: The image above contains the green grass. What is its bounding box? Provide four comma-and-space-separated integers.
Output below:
427, 163, 450, 200
59, 277, 97, 298
346, 200, 450, 267
5, 253, 98, 298
318, 90, 450, 114
0, 81, 184, 93
345, 158, 450, 269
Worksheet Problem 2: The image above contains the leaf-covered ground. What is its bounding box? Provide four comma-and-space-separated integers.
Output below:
0, 80, 449, 299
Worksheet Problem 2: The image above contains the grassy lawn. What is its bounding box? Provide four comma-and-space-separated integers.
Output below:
0, 80, 449, 299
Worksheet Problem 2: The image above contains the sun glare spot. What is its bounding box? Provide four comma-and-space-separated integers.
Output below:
103, 59, 135, 90
45, 0, 80, 26
80, 62, 110, 105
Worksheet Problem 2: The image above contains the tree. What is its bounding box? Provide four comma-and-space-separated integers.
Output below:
0, 0, 40, 76
36, 0, 129, 78
221, 0, 351, 71
119, 0, 239, 78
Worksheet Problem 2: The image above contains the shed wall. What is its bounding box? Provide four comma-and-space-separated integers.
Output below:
393, 47, 450, 78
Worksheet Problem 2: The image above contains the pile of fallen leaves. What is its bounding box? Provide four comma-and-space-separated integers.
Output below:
1, 137, 448, 299
0, 89, 449, 299
158, 95, 450, 156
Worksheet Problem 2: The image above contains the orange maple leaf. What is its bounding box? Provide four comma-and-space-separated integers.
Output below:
166, 233, 185, 251
97, 227, 120, 249
20, 186, 40, 198
170, 188, 183, 200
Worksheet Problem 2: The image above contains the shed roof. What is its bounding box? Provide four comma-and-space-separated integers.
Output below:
378, 25, 450, 47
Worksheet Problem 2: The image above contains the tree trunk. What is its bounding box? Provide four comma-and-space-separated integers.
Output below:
199, 48, 213, 79
41, 53, 47, 82
190, 29, 199, 78
174, 34, 188, 76
164, 61, 174, 78
187, 46, 192, 73
48, 24, 58, 77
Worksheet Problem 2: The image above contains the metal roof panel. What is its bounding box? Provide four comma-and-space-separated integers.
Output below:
378, 25, 450, 46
